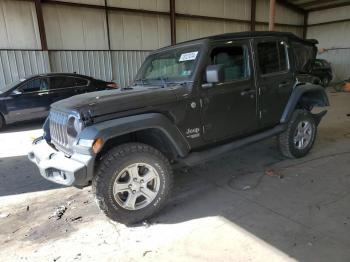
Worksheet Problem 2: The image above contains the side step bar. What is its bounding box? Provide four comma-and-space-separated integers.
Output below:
178, 124, 287, 167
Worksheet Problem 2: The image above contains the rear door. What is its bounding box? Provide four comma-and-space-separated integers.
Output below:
201, 39, 258, 142
254, 37, 294, 128
48, 76, 78, 103
74, 77, 90, 94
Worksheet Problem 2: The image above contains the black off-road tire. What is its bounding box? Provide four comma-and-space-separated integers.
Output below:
277, 109, 317, 159
92, 143, 173, 225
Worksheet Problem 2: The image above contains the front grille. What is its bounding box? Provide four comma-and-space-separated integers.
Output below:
49, 110, 72, 155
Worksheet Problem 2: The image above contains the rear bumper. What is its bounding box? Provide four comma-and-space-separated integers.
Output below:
28, 137, 93, 187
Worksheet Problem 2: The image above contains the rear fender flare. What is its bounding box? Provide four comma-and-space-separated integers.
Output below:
280, 83, 329, 124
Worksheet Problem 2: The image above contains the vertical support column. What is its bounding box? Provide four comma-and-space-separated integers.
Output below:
105, 0, 111, 50
268, 0, 276, 31
250, 0, 256, 31
170, 0, 176, 45
303, 12, 308, 39
34, 0, 48, 51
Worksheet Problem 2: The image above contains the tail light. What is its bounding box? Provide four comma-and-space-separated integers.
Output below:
107, 82, 118, 89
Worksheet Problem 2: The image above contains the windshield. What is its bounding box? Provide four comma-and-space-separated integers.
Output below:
135, 45, 202, 85
0, 79, 26, 93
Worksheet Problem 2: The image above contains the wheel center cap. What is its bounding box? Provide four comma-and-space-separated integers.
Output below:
131, 182, 141, 192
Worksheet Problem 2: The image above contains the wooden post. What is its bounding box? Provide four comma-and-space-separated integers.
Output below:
170, 0, 176, 45
34, 0, 48, 51
269, 0, 276, 31
251, 0, 256, 31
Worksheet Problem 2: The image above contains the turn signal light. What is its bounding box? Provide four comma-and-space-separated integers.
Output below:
92, 138, 104, 154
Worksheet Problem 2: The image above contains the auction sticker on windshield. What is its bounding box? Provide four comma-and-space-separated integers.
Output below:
179, 51, 198, 62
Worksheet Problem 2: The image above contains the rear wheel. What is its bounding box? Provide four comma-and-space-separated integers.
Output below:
278, 110, 317, 158
92, 143, 173, 225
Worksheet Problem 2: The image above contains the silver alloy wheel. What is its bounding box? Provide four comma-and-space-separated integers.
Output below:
112, 163, 160, 210
294, 120, 313, 150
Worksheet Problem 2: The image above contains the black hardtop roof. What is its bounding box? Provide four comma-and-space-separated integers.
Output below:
155, 31, 318, 53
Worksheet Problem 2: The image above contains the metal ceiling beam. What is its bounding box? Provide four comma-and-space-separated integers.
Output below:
308, 1, 350, 11
276, 0, 306, 14
41, 0, 169, 16
299, 0, 339, 8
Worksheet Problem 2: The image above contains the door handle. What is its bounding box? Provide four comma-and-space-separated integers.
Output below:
241, 89, 256, 96
38, 92, 49, 96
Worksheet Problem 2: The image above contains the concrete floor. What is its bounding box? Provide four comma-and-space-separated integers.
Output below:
0, 91, 350, 262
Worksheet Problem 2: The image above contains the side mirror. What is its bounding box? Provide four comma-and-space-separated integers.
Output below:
202, 65, 224, 88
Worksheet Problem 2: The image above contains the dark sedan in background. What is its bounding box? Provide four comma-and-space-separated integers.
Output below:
0, 73, 117, 129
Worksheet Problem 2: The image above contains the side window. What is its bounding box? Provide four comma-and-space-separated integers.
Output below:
74, 78, 88, 87
19, 78, 47, 93
257, 41, 288, 75
50, 77, 75, 90
291, 41, 315, 72
211, 45, 249, 82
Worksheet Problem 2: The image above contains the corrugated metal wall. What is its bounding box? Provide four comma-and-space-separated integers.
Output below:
111, 51, 150, 87
307, 6, 350, 81
0, 1, 41, 49
43, 4, 109, 50
0, 50, 50, 89
49, 50, 149, 87
0, 0, 307, 89
176, 0, 304, 42
49, 51, 113, 81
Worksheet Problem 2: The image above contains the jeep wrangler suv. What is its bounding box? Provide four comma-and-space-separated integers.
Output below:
29, 32, 329, 224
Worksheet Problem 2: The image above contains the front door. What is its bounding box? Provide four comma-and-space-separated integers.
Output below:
6, 77, 50, 122
253, 38, 294, 128
201, 40, 258, 142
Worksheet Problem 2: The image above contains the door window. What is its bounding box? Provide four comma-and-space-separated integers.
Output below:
74, 78, 88, 86
18, 78, 49, 93
211, 46, 249, 82
50, 76, 76, 90
257, 41, 288, 75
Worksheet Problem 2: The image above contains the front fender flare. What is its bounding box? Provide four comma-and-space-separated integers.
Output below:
78, 113, 190, 157
280, 83, 329, 124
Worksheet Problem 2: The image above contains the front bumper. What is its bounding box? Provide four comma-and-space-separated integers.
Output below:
28, 137, 93, 187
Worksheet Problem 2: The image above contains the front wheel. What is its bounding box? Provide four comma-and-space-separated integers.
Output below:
92, 143, 173, 225
277, 110, 317, 158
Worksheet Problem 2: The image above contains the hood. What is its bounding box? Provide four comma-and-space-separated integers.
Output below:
51, 85, 180, 118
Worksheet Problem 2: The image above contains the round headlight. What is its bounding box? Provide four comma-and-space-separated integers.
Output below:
67, 116, 82, 138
